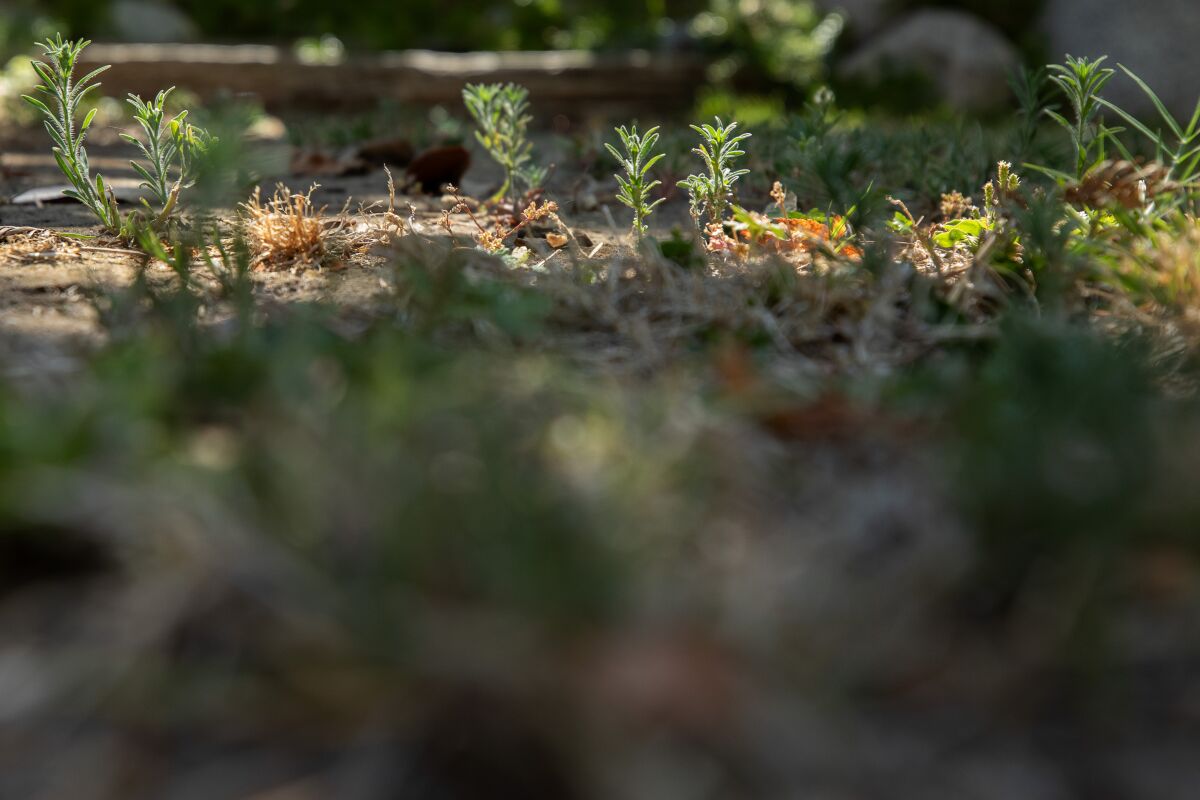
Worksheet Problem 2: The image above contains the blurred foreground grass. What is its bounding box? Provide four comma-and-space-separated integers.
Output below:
3, 233, 1200, 797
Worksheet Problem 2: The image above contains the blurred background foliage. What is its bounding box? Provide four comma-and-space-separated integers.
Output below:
4, 0, 702, 52
0, 0, 853, 107
0, 0, 1042, 92
1, 0, 1073, 124
910, 0, 1045, 39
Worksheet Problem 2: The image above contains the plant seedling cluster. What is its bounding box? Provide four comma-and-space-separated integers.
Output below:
22, 35, 211, 240
679, 117, 752, 224
462, 82, 546, 212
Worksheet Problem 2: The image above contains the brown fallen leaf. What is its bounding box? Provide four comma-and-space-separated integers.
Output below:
355, 136, 415, 167
406, 146, 471, 195
713, 348, 921, 443
1066, 160, 1177, 210
290, 149, 368, 178
575, 631, 743, 736
546, 232, 569, 248
1131, 545, 1198, 605
756, 391, 930, 443
243, 778, 326, 800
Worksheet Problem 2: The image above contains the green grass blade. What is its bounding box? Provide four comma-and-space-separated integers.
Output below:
1118, 64, 1183, 142
1098, 98, 1167, 151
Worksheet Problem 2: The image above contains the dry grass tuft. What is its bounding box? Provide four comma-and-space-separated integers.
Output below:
1117, 224, 1200, 313
1065, 160, 1178, 210
0, 226, 80, 264
241, 184, 331, 271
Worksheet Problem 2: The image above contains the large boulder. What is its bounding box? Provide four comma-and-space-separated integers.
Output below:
108, 0, 199, 43
837, 9, 1020, 114
1040, 0, 1200, 120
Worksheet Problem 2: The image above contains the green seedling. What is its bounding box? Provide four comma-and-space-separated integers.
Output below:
462, 82, 545, 211
22, 35, 119, 232
23, 35, 210, 238
1046, 55, 1116, 178
678, 116, 751, 224
123, 88, 211, 220
982, 160, 1021, 221
605, 124, 665, 239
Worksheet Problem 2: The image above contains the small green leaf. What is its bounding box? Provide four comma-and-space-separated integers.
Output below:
80, 107, 98, 135
74, 64, 112, 93
21, 94, 53, 116
933, 218, 990, 250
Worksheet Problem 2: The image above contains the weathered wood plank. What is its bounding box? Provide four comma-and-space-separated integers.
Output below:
78, 44, 707, 117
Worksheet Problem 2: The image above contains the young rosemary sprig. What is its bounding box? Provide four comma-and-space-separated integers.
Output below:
1046, 55, 1115, 179
462, 82, 543, 211
123, 88, 211, 222
21, 35, 120, 232
678, 117, 752, 224
124, 90, 182, 209
605, 124, 665, 239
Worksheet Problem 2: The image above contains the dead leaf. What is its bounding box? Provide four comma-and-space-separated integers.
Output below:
1131, 546, 1198, 604
355, 136, 414, 167
406, 146, 471, 195
290, 149, 368, 178
1066, 160, 1177, 210
577, 632, 743, 735
546, 232, 569, 249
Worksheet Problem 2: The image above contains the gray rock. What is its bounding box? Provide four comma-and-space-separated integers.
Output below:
108, 0, 198, 43
1041, 0, 1200, 120
838, 9, 1020, 113
822, 0, 896, 39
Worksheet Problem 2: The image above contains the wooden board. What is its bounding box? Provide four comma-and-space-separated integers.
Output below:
79, 44, 708, 118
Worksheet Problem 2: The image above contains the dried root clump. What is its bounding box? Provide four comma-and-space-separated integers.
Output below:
0, 226, 80, 263
241, 185, 330, 271
939, 191, 976, 221
446, 185, 559, 256
1065, 160, 1177, 210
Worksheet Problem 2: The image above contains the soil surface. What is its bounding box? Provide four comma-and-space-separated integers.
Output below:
0, 132, 663, 383
7, 131, 1200, 800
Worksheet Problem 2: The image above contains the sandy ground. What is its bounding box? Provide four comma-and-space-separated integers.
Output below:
0, 133, 654, 383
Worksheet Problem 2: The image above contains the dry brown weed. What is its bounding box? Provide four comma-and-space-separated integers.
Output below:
240, 184, 340, 271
